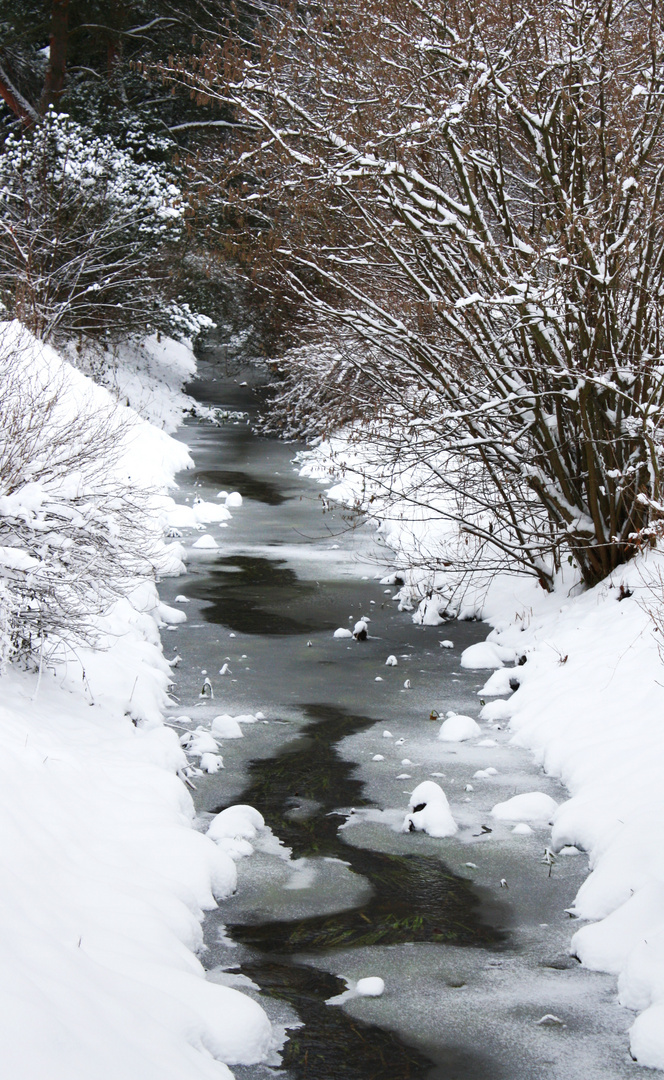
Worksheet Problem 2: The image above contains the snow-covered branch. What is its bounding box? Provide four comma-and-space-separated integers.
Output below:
168, 0, 664, 587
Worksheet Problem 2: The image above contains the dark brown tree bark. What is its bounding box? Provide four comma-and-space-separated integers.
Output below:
40, 0, 70, 113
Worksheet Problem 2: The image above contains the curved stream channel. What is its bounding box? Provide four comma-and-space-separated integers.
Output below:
159, 355, 637, 1080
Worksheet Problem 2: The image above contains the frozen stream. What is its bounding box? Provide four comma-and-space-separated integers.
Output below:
159, 358, 637, 1080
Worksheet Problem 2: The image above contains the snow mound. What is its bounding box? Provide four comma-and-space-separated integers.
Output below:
479, 698, 514, 720
491, 792, 559, 823
193, 499, 232, 524
180, 982, 273, 1065
385, 654, 398, 666
157, 601, 187, 625
225, 491, 243, 508
402, 781, 458, 838
572, 882, 664, 975
356, 977, 385, 997
630, 1002, 664, 1071
207, 806, 267, 860
461, 642, 505, 669
200, 752, 224, 773
192, 534, 218, 550
438, 714, 481, 742
207, 805, 266, 842
211, 715, 244, 739
180, 729, 219, 756
480, 668, 520, 696
334, 627, 353, 639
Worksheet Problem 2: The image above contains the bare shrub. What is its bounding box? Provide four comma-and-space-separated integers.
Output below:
167, 0, 664, 590
0, 325, 164, 665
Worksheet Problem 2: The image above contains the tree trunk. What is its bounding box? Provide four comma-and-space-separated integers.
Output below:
40, 0, 70, 114
0, 62, 39, 126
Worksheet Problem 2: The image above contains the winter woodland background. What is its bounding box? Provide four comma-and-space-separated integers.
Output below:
4, 1, 664, 1076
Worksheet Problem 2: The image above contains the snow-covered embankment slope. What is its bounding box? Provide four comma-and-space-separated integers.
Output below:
0, 324, 272, 1079
478, 560, 664, 1070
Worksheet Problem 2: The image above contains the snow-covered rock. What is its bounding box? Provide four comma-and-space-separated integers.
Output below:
460, 642, 505, 669
181, 729, 219, 756
192, 499, 233, 524
211, 715, 244, 739
207, 805, 266, 845
402, 781, 458, 838
334, 627, 353, 639
192, 533, 218, 550
479, 698, 514, 720
438, 714, 481, 742
356, 977, 385, 997
491, 792, 559, 823
200, 752, 224, 773
157, 601, 187, 625
480, 667, 520, 696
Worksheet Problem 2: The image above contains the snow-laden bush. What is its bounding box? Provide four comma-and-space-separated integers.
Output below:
0, 110, 187, 343
0, 324, 164, 666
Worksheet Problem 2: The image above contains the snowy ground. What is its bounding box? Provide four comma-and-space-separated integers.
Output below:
0, 326, 276, 1079
5, 326, 664, 1074
300, 430, 664, 1071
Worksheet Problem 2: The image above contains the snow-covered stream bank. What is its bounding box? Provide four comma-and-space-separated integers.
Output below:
156, 360, 641, 1080
0, 330, 273, 1080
